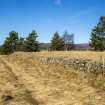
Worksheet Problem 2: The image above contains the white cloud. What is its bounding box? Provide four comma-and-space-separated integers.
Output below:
53, 0, 62, 5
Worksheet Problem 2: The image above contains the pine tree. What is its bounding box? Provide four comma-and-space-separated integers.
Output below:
25, 30, 39, 52
90, 16, 105, 51
50, 32, 64, 51
1, 31, 18, 54
15, 37, 25, 51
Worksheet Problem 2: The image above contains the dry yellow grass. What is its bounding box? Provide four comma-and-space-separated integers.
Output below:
33, 51, 105, 61
0, 51, 105, 105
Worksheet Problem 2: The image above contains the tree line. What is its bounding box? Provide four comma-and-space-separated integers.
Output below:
0, 30, 74, 54
0, 16, 105, 54
0, 30, 39, 54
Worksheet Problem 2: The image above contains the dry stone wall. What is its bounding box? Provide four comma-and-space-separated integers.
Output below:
34, 57, 104, 74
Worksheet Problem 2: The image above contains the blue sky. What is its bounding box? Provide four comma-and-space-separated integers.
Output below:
0, 0, 105, 44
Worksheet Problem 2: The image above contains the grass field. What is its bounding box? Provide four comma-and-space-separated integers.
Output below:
33, 51, 105, 61
0, 51, 105, 105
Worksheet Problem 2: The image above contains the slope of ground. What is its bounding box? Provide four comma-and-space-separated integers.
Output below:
0, 52, 104, 105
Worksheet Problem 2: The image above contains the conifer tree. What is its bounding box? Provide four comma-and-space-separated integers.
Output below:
90, 16, 105, 51
1, 31, 18, 54
25, 30, 39, 52
50, 32, 64, 51
15, 37, 25, 51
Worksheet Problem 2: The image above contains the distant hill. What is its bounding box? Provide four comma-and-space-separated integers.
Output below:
40, 43, 90, 50
39, 43, 50, 50
74, 43, 90, 50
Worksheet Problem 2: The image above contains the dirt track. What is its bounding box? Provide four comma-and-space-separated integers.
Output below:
0, 53, 105, 105
0, 57, 39, 105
